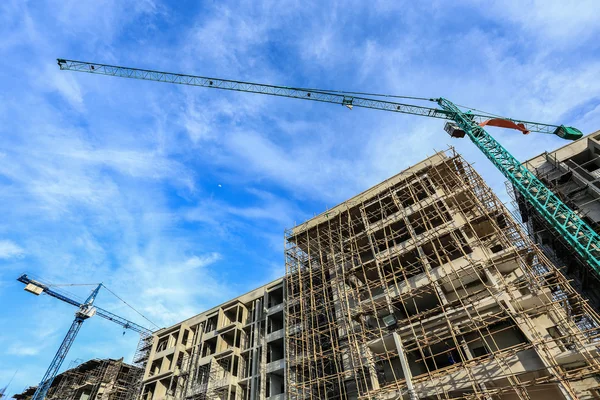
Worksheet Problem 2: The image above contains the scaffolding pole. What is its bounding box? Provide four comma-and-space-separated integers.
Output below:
285, 148, 600, 400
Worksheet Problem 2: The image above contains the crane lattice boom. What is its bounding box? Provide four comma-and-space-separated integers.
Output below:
56, 58, 600, 283
58, 59, 578, 137
18, 274, 152, 400
18, 275, 151, 334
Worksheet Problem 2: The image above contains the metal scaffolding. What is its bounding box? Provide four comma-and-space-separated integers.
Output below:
285, 148, 600, 400
29, 358, 144, 400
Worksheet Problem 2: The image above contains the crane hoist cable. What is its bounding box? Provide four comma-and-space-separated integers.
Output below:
101, 284, 160, 329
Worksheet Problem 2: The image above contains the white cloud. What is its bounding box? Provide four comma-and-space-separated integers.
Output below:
476, 0, 599, 45
7, 344, 41, 356
108, 250, 231, 326
50, 0, 162, 43
2, 1, 599, 395
0, 240, 24, 259
186, 189, 299, 227
180, 253, 222, 271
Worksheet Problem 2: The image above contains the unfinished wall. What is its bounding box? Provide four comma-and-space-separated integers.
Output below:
285, 149, 600, 400
139, 279, 285, 400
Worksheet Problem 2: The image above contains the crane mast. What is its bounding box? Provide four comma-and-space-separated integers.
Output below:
30, 283, 101, 400
56, 58, 600, 276
436, 98, 600, 273
18, 275, 152, 400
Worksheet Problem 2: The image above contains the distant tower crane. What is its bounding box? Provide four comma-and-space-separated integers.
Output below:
0, 370, 18, 399
17, 274, 153, 400
56, 59, 600, 281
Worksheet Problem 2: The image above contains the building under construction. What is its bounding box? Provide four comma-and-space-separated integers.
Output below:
513, 131, 600, 311
12, 358, 142, 400
285, 148, 600, 399
140, 279, 285, 400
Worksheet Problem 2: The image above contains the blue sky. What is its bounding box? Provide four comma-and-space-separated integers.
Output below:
1, 0, 599, 395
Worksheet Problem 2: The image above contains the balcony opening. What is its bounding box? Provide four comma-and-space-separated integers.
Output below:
156, 336, 169, 353
165, 377, 177, 397
176, 352, 184, 371
390, 285, 441, 321
214, 356, 232, 382
407, 341, 466, 376
349, 205, 366, 235
396, 178, 433, 209
150, 359, 161, 376
223, 307, 239, 328
182, 329, 190, 347
164, 354, 173, 371
266, 372, 285, 397
372, 220, 410, 253
409, 201, 451, 235
440, 271, 488, 303
348, 263, 384, 301
194, 364, 210, 393
355, 236, 374, 263
232, 355, 239, 377
364, 195, 399, 225
268, 311, 284, 334
374, 356, 405, 387
202, 337, 217, 357
547, 325, 575, 351
220, 329, 238, 351
268, 286, 284, 308
141, 382, 155, 400
471, 345, 490, 358
463, 319, 528, 356
471, 218, 497, 242
447, 192, 481, 223
241, 353, 251, 379
171, 331, 179, 347
206, 315, 218, 332
384, 249, 426, 282
421, 231, 471, 269
267, 338, 284, 362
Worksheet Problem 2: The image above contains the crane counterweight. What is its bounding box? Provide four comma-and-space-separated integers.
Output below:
24, 283, 44, 295
444, 122, 466, 138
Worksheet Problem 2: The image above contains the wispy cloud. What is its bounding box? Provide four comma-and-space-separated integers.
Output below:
473, 0, 599, 46
1, 0, 599, 396
109, 250, 229, 325
7, 344, 41, 356
0, 240, 25, 260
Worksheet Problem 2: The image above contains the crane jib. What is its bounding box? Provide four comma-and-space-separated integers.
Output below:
55, 59, 598, 279
57, 58, 573, 136
17, 273, 153, 400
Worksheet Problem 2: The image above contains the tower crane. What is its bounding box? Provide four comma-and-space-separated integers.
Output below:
17, 274, 153, 400
56, 59, 600, 278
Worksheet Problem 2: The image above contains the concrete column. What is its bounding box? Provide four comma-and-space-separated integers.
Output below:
392, 332, 418, 400
483, 267, 499, 289
432, 281, 449, 306
250, 299, 262, 400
